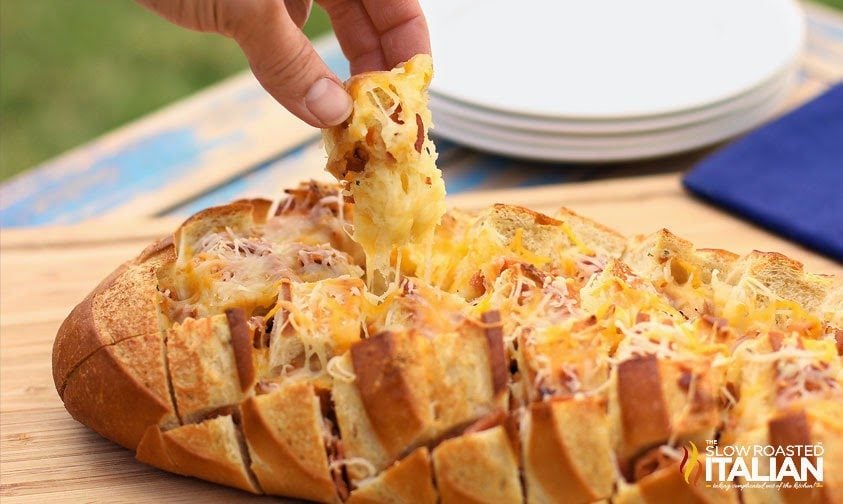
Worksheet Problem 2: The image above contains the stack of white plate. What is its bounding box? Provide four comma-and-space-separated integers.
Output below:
424, 0, 804, 162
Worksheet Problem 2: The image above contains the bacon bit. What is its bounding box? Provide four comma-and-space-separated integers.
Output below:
414, 114, 425, 153
248, 316, 268, 349
690, 388, 713, 414
836, 331, 843, 356
677, 369, 692, 391
769, 331, 784, 351
572, 315, 597, 332
389, 104, 405, 124
322, 414, 350, 500
365, 127, 377, 147
469, 271, 486, 295
521, 263, 546, 284
805, 375, 822, 392
346, 144, 369, 174
425, 176, 432, 185
502, 260, 546, 285
632, 447, 674, 481
636, 312, 651, 324
330, 439, 349, 501
278, 180, 338, 214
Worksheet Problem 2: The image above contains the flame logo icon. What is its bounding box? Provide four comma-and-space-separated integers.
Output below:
679, 442, 703, 486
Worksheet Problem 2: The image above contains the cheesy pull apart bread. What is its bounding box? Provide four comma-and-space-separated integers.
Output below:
323, 54, 446, 286
54, 56, 842, 503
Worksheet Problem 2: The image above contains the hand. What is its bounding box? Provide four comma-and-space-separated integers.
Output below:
137, 0, 430, 127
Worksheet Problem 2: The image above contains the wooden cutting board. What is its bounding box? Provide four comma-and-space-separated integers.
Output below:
1, 174, 840, 502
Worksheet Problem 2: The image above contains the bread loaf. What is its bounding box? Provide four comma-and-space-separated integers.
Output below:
53, 55, 842, 503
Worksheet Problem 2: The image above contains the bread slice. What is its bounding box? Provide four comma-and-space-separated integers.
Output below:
578, 259, 685, 328
623, 229, 723, 317
346, 447, 437, 504
366, 278, 470, 337
820, 284, 843, 328
174, 199, 271, 261
61, 331, 177, 450
614, 456, 739, 504
429, 314, 510, 433
135, 414, 260, 493
444, 204, 627, 299
268, 180, 364, 263
769, 401, 843, 504
516, 314, 611, 403
724, 330, 842, 440
331, 330, 437, 482
554, 206, 627, 258
239, 381, 337, 502
718, 251, 836, 331
432, 425, 523, 504
727, 405, 838, 504
53, 236, 175, 394
166, 312, 255, 424
522, 398, 615, 503
609, 356, 718, 461
268, 276, 366, 376
323, 54, 446, 282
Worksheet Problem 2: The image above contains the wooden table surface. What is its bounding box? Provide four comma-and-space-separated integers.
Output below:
1, 2, 843, 502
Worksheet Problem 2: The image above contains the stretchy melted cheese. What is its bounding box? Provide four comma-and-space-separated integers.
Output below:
323, 54, 446, 287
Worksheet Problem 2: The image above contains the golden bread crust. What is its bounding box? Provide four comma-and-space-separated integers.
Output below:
53, 237, 174, 394
61, 332, 176, 450
432, 425, 523, 504
346, 447, 437, 504
239, 382, 337, 502
135, 415, 260, 493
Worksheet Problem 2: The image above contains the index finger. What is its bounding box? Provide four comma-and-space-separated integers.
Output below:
361, 0, 430, 68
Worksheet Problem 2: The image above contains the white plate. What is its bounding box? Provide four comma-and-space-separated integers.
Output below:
430, 64, 797, 135
432, 73, 793, 162
432, 67, 794, 142
424, 0, 804, 119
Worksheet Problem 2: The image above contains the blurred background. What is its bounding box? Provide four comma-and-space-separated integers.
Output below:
0, 0, 840, 181
0, 1, 331, 181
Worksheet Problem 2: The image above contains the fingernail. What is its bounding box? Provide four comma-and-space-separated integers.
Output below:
305, 78, 352, 126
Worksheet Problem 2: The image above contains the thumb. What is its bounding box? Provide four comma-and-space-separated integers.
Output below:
232, 2, 351, 127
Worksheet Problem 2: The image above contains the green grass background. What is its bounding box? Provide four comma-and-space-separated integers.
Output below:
1, 1, 841, 180
0, 1, 330, 180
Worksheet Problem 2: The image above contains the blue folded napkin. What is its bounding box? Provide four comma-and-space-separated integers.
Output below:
683, 83, 843, 262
